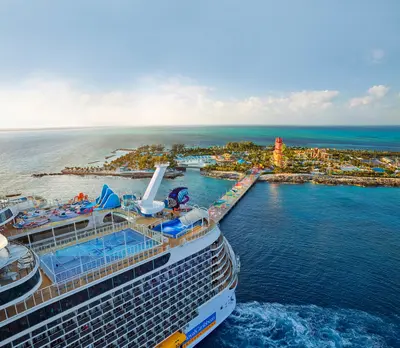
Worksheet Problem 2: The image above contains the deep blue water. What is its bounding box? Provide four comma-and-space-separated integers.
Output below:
201, 183, 400, 347
0, 127, 399, 347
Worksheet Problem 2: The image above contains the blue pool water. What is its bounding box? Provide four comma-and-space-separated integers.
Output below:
41, 229, 155, 282
153, 218, 203, 238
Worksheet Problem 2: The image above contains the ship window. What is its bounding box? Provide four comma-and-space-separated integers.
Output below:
0, 269, 41, 306
30, 229, 54, 242
135, 260, 153, 277
53, 223, 75, 236
113, 269, 133, 287
10, 316, 29, 335
154, 253, 171, 268
88, 278, 113, 299
103, 213, 126, 224
60, 289, 89, 311
75, 220, 89, 230
32, 325, 46, 337
28, 300, 61, 326
15, 235, 29, 244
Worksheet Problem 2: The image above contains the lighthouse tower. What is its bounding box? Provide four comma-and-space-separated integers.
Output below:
273, 137, 283, 167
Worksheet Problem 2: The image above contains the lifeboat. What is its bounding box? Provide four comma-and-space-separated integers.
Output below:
155, 331, 186, 348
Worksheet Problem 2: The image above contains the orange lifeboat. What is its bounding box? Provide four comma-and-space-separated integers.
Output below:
155, 331, 186, 348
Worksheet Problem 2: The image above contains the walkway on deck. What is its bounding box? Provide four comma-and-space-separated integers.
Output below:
208, 169, 260, 223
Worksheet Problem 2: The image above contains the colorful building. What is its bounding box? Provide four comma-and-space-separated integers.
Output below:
273, 137, 283, 167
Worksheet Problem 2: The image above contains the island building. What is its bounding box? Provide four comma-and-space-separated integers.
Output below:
273, 137, 284, 167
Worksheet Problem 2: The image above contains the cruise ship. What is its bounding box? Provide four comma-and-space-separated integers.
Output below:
0, 163, 239, 348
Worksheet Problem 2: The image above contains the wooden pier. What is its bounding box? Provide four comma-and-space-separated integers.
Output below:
208, 169, 260, 223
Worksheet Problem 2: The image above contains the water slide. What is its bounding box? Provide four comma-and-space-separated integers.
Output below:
153, 208, 209, 238
93, 184, 121, 210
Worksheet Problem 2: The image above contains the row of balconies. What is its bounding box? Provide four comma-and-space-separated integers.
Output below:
60, 270, 210, 347
12, 245, 216, 348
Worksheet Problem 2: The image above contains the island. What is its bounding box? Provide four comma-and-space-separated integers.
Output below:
32, 139, 400, 187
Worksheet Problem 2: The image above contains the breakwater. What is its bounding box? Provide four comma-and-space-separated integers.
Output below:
200, 170, 244, 181
259, 174, 400, 187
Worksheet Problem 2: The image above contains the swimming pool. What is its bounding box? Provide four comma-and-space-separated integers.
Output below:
40, 228, 156, 282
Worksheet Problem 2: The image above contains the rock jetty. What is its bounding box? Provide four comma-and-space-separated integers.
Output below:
259, 174, 400, 187
201, 170, 245, 181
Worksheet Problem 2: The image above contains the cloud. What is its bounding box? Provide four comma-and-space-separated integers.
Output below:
368, 85, 389, 99
369, 49, 385, 64
0, 77, 397, 128
0, 77, 341, 128
348, 85, 389, 108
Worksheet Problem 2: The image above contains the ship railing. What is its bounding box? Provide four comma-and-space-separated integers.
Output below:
32, 220, 163, 255
3, 207, 120, 238
0, 241, 37, 289
31, 221, 130, 254
44, 239, 156, 284
0, 241, 165, 323
173, 222, 216, 247
153, 205, 210, 241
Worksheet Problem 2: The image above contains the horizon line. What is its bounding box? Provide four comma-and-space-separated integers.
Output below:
1, 124, 400, 132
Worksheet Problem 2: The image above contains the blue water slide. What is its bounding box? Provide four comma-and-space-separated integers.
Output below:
96, 184, 109, 204
102, 193, 121, 209
99, 188, 112, 208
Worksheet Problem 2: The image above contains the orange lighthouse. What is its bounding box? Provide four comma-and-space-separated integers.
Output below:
273, 137, 283, 167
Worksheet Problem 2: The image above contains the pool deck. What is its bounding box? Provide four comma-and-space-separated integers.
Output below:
1, 204, 217, 323
40, 229, 155, 282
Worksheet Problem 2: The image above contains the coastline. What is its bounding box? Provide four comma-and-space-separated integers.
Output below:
32, 170, 184, 179
259, 173, 400, 187
201, 171, 399, 187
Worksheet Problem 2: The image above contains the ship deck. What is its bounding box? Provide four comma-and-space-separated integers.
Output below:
0, 215, 215, 324
40, 228, 156, 283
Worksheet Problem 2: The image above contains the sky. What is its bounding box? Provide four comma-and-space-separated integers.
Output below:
0, 0, 399, 128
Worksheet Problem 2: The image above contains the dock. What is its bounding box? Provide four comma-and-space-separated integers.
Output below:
208, 169, 260, 223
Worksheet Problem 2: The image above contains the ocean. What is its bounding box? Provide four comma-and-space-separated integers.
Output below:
0, 126, 399, 347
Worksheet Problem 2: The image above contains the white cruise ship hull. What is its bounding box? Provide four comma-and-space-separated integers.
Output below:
183, 283, 237, 347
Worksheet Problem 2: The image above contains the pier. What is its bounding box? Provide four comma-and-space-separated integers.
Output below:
208, 169, 260, 223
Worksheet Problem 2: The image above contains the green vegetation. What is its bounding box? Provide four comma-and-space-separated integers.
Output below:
67, 140, 399, 178
105, 145, 177, 170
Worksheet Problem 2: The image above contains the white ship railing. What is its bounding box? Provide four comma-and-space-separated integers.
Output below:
3, 208, 118, 238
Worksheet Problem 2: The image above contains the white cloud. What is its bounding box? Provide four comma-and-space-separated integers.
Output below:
0, 77, 397, 128
0, 77, 341, 128
348, 85, 389, 108
370, 49, 385, 64
368, 85, 389, 99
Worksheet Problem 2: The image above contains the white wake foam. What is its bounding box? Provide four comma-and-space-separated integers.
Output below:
209, 302, 400, 348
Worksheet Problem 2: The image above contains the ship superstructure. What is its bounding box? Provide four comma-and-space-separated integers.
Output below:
0, 163, 239, 348
0, 187, 125, 252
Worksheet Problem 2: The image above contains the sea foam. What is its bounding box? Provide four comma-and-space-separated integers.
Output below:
209, 302, 400, 348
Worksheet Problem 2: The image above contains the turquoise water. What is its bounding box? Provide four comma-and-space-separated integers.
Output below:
0, 127, 399, 347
